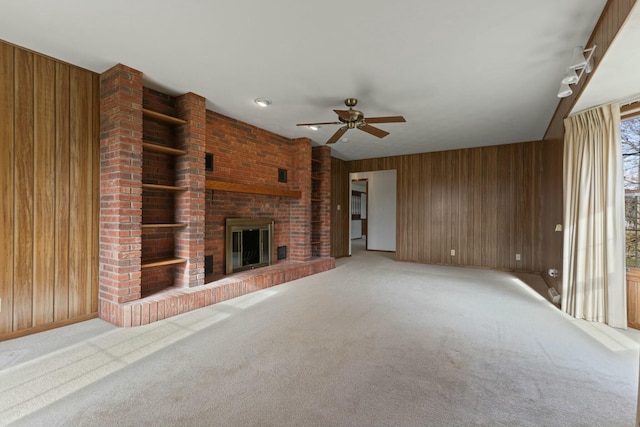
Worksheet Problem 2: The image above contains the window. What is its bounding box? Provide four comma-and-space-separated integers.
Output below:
623, 116, 640, 267
352, 191, 362, 220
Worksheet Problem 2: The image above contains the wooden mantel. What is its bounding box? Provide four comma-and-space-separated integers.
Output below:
205, 180, 302, 199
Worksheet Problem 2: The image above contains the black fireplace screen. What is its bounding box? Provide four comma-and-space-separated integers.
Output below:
225, 218, 274, 274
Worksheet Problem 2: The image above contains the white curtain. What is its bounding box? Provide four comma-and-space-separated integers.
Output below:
562, 103, 627, 328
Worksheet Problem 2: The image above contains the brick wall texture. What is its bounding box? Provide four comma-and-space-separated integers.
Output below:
99, 70, 333, 326
205, 112, 314, 277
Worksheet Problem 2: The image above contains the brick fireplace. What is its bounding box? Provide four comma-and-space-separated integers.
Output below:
99, 63, 334, 327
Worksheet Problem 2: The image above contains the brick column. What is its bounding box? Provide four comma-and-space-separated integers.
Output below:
312, 145, 332, 258
289, 137, 312, 261
99, 64, 144, 322
174, 93, 206, 287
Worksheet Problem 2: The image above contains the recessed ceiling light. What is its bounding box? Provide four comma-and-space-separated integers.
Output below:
254, 98, 272, 107
308, 125, 318, 131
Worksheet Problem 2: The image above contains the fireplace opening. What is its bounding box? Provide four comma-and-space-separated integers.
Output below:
226, 218, 274, 274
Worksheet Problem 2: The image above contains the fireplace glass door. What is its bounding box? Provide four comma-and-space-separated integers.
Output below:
226, 218, 274, 274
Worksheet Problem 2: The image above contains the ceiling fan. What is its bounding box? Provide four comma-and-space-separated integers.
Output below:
297, 98, 406, 144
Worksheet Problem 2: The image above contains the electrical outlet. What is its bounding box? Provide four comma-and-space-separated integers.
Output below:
515, 254, 521, 261
450, 249, 455, 256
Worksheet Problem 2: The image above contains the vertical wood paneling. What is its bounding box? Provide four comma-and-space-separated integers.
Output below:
0, 43, 15, 334
448, 150, 460, 266
54, 62, 70, 322
331, 157, 350, 258
91, 74, 100, 314
33, 54, 56, 326
346, 140, 544, 273
0, 40, 99, 339
69, 68, 92, 317
627, 270, 640, 329
457, 150, 470, 266
430, 152, 444, 263
412, 156, 426, 260
496, 145, 513, 270
482, 146, 498, 268
470, 149, 483, 267
13, 48, 35, 331
421, 154, 432, 262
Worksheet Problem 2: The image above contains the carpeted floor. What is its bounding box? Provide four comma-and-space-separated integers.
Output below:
1, 241, 639, 426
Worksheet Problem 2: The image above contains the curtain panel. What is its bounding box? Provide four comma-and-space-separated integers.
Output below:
562, 103, 626, 328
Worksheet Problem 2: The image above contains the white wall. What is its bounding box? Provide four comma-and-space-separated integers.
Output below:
350, 170, 396, 252
351, 220, 362, 239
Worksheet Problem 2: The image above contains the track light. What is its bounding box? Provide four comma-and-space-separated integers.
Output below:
561, 69, 579, 85
556, 45, 596, 98
568, 46, 587, 70
557, 83, 573, 98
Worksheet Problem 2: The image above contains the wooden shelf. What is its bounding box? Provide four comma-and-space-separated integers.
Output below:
311, 176, 322, 181
206, 180, 302, 199
142, 183, 187, 192
142, 108, 187, 126
141, 257, 186, 269
311, 158, 321, 164
311, 220, 322, 223
141, 223, 187, 229
311, 241, 321, 245
311, 198, 321, 202
143, 142, 187, 156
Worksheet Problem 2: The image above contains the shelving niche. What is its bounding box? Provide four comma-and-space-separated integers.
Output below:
141, 105, 187, 295
310, 156, 322, 256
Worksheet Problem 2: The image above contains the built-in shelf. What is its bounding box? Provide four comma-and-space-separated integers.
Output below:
205, 180, 302, 199
142, 142, 187, 156
311, 241, 321, 245
142, 183, 187, 192
311, 176, 322, 181
141, 223, 187, 229
311, 158, 321, 164
141, 257, 187, 269
311, 198, 321, 202
311, 220, 322, 223
142, 108, 187, 126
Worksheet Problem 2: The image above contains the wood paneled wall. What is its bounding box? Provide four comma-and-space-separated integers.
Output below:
341, 141, 543, 272
0, 41, 100, 340
331, 157, 350, 258
540, 0, 637, 292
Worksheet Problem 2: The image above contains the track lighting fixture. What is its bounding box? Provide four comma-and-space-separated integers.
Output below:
557, 45, 596, 98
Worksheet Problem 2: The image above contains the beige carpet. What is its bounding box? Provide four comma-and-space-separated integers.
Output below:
1, 241, 639, 426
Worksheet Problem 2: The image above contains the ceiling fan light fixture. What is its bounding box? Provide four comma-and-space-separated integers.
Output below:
254, 98, 272, 107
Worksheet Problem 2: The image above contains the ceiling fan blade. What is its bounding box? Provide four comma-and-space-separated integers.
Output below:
296, 121, 342, 126
358, 124, 389, 138
326, 126, 348, 144
365, 116, 406, 124
334, 110, 352, 121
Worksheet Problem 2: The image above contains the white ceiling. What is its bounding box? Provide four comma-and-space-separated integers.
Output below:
0, 0, 611, 160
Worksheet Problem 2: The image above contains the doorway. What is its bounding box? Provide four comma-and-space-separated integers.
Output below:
351, 179, 368, 254
349, 170, 397, 256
